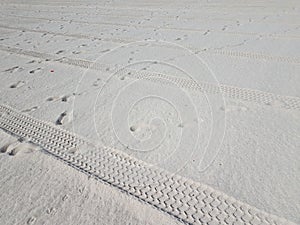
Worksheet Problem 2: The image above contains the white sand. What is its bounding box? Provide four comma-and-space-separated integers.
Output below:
0, 0, 299, 224
0, 132, 182, 225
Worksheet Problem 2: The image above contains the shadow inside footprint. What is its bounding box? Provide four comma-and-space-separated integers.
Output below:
7, 142, 39, 156
21, 106, 39, 113
3, 66, 23, 73
0, 143, 11, 153
56, 50, 64, 54
9, 147, 20, 156
0, 141, 19, 154
61, 95, 70, 102
10, 81, 25, 89
29, 68, 42, 74
56, 111, 67, 125
46, 95, 70, 102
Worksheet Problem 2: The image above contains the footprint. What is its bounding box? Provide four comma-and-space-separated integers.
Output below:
203, 30, 210, 35
10, 81, 25, 89
61, 96, 68, 102
0, 142, 18, 153
46, 96, 60, 102
92, 78, 102, 87
46, 207, 56, 215
9, 143, 39, 156
8, 146, 22, 156
21, 106, 39, 113
222, 25, 227, 31
61, 95, 73, 102
29, 68, 42, 74
56, 111, 67, 125
56, 50, 64, 55
72, 51, 81, 55
3, 66, 23, 73
62, 194, 69, 201
46, 95, 71, 102
27, 60, 36, 64
100, 49, 110, 53
27, 216, 36, 225
1, 141, 38, 156
130, 125, 138, 132
128, 57, 133, 63
178, 123, 184, 128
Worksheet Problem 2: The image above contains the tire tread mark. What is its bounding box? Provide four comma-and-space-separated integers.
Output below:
0, 104, 295, 225
1, 45, 299, 111
0, 25, 300, 63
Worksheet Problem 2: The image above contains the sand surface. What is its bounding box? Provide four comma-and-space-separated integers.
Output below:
0, 0, 299, 224
0, 132, 182, 225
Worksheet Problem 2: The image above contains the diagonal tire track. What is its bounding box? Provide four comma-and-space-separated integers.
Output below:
1, 25, 300, 64
1, 44, 300, 111
0, 104, 295, 225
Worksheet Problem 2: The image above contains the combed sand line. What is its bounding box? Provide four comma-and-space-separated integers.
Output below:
1, 25, 299, 64
0, 104, 296, 225
3, 13, 300, 40
0, 44, 299, 111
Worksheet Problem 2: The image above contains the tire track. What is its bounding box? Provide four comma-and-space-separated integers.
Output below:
2, 5, 300, 26
1, 2, 299, 15
0, 44, 299, 111
2, 13, 300, 40
1, 25, 300, 64
0, 104, 295, 225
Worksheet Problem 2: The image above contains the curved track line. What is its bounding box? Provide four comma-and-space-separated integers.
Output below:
0, 104, 296, 225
